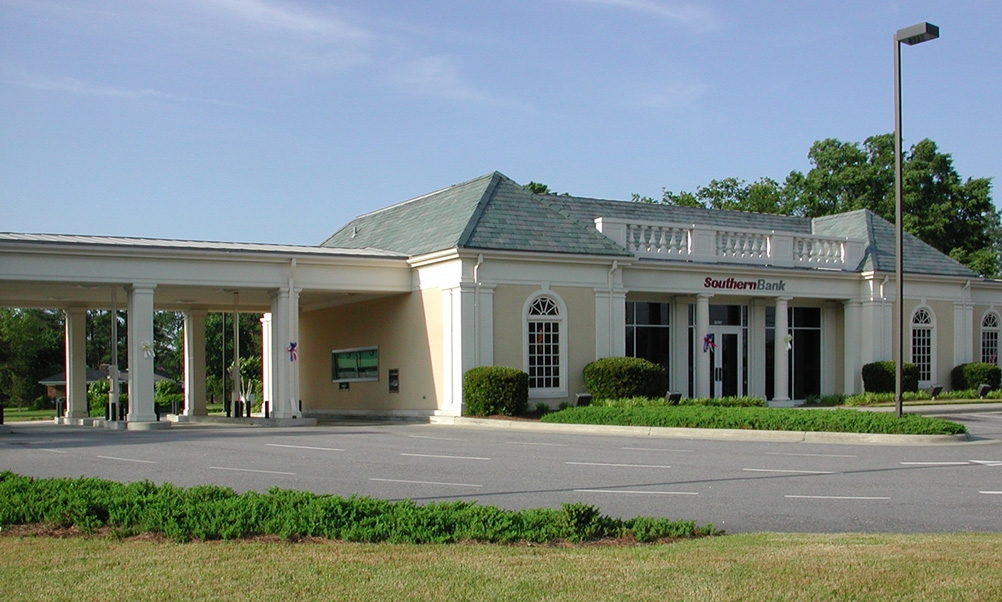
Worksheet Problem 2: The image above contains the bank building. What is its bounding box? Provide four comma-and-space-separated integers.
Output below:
3, 172, 1000, 427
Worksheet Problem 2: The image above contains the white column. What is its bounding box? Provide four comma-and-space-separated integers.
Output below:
126, 284, 158, 423
773, 297, 791, 402
594, 288, 627, 359
843, 300, 863, 395
260, 313, 272, 415
441, 284, 475, 416
182, 310, 207, 417
475, 285, 495, 367
670, 300, 689, 396
694, 294, 711, 398
64, 308, 88, 419
954, 301, 974, 367
747, 300, 767, 400
822, 302, 838, 395
269, 288, 300, 419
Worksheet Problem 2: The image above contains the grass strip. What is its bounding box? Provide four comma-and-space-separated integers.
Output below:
541, 405, 967, 435
0, 472, 714, 544
1, 533, 1000, 601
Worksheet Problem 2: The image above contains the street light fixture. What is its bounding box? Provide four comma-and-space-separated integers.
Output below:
894, 22, 939, 418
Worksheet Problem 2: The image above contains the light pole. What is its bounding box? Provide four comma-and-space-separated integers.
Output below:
894, 22, 939, 418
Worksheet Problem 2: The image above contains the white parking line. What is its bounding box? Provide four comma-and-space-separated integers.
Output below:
622, 447, 693, 453
408, 435, 468, 442
266, 443, 345, 452
785, 495, 890, 500
899, 461, 969, 466
743, 469, 833, 474
566, 461, 671, 469
208, 466, 296, 475
969, 460, 1002, 466
507, 441, 569, 447
370, 478, 482, 488
767, 452, 856, 458
96, 455, 157, 464
38, 448, 68, 454
979, 491, 1002, 495
401, 453, 490, 461
574, 489, 698, 496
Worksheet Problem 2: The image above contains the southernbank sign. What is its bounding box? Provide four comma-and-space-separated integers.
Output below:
704, 277, 787, 291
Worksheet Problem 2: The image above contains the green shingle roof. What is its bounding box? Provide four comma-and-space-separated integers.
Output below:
322, 171, 977, 277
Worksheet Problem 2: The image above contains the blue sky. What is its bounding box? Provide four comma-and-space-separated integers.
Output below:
2, 1, 999, 245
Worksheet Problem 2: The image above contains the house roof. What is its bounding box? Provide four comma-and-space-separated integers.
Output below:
322, 171, 978, 277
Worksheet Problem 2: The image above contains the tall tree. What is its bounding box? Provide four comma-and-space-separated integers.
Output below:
642, 135, 998, 277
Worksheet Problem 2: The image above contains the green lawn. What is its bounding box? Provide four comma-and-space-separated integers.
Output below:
2, 407, 55, 422
1, 532, 999, 601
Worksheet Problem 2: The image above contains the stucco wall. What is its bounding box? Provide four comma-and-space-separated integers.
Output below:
491, 284, 596, 406
298, 289, 443, 413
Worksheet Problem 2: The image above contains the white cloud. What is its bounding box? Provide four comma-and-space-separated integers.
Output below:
13, 72, 252, 108
569, 0, 718, 32
393, 56, 492, 103
634, 81, 707, 110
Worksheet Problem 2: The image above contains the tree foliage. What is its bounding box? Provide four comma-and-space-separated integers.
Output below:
641, 135, 999, 276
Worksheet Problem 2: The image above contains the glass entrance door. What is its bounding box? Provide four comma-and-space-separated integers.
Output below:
708, 327, 742, 398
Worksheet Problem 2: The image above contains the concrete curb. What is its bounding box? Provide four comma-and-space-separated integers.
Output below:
166, 415, 318, 427
431, 416, 973, 446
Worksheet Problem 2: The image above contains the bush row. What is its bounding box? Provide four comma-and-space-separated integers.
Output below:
540, 405, 966, 435
0, 472, 716, 544
590, 396, 765, 408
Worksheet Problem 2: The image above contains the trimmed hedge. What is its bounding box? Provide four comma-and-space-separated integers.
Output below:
0, 472, 717, 543
591, 396, 765, 408
583, 357, 667, 400
951, 363, 1001, 391
463, 366, 528, 417
540, 405, 966, 435
861, 361, 919, 393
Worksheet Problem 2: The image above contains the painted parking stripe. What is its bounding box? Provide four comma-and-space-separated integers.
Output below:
785, 495, 890, 500
408, 435, 468, 442
401, 453, 490, 461
507, 441, 570, 447
567, 461, 671, 469
899, 461, 969, 466
370, 478, 482, 488
38, 448, 68, 454
979, 491, 1002, 495
767, 452, 856, 458
266, 443, 345, 452
208, 466, 296, 475
743, 468, 833, 474
969, 460, 1002, 466
622, 447, 693, 453
574, 489, 698, 496
96, 455, 157, 464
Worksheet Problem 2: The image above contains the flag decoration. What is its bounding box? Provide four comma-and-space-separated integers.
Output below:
703, 333, 717, 352
287, 342, 298, 361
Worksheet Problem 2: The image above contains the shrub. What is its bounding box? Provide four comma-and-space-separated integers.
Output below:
582, 357, 666, 400
540, 405, 966, 436
951, 363, 1001, 391
0, 472, 715, 544
462, 366, 528, 416
589, 396, 764, 409
861, 361, 918, 393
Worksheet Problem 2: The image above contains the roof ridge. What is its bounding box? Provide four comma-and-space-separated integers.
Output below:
456, 172, 507, 248
349, 172, 501, 222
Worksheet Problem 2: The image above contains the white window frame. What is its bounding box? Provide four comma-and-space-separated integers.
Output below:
909, 306, 936, 386
523, 290, 568, 398
981, 310, 1000, 366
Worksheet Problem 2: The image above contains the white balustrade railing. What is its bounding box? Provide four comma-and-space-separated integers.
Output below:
593, 217, 866, 270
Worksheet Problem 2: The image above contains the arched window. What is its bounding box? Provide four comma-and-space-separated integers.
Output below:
524, 293, 566, 396
910, 307, 935, 384
981, 311, 1000, 366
